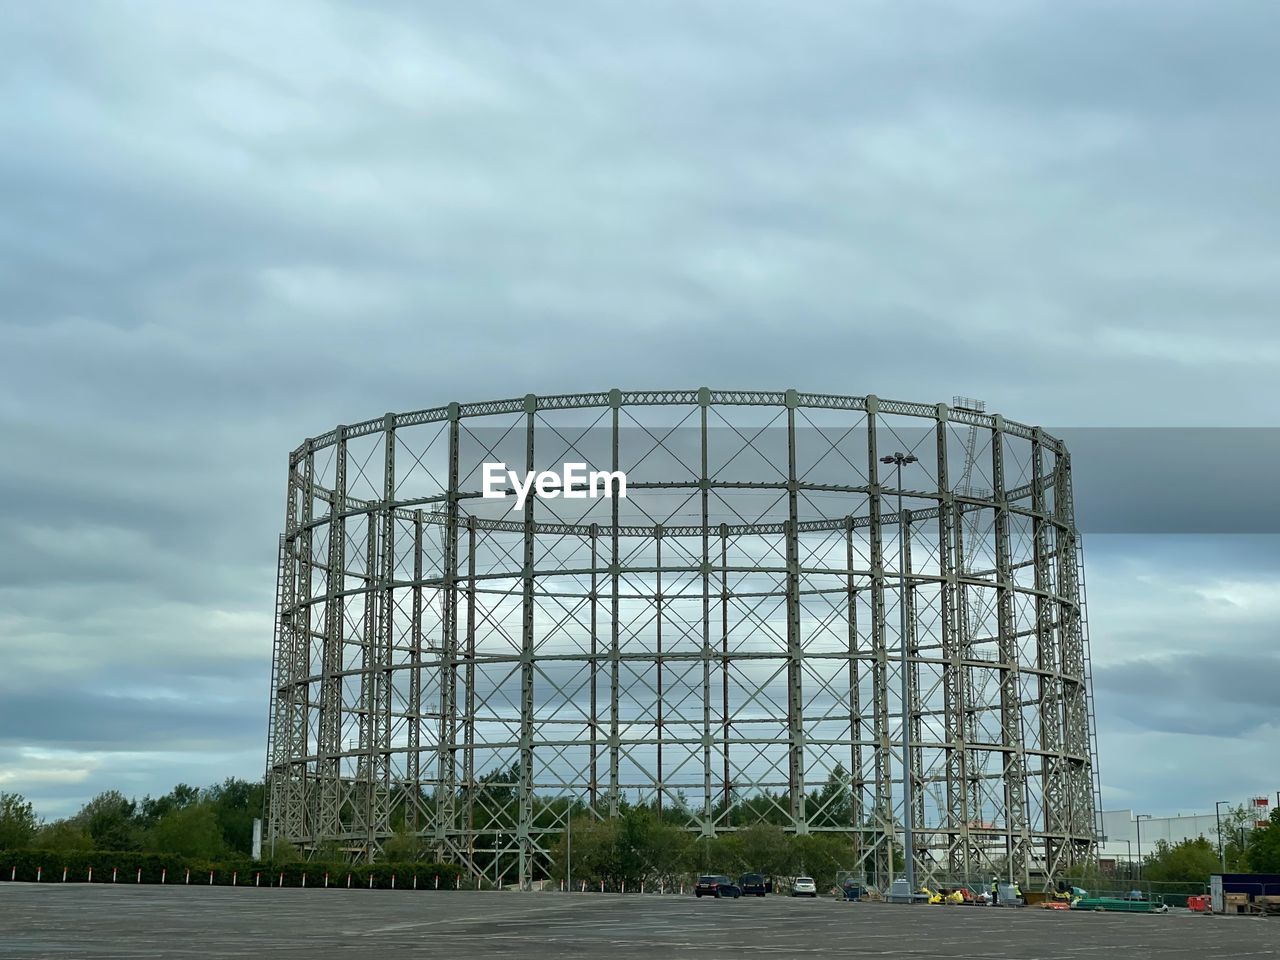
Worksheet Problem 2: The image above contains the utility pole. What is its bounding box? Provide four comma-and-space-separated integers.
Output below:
1216, 801, 1229, 871
1135, 814, 1152, 882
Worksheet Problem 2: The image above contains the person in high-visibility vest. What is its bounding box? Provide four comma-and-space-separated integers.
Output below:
1013, 881, 1022, 905
990, 877, 1000, 906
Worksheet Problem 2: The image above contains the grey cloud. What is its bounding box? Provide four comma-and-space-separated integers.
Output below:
1095, 652, 1280, 737
2, 0, 1280, 818
0, 687, 262, 753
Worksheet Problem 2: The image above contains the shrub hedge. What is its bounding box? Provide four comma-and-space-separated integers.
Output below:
0, 850, 467, 889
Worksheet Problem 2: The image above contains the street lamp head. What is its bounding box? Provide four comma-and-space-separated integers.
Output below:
880, 452, 918, 466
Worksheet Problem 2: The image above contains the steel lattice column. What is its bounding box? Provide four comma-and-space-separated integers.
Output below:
316, 428, 346, 848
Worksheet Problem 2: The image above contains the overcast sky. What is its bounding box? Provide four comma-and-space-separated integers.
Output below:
2, 1, 1278, 821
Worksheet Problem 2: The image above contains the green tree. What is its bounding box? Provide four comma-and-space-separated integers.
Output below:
1141, 837, 1221, 884
1219, 804, 1254, 871
470, 764, 520, 831
382, 827, 425, 863
0, 792, 38, 850
686, 829, 747, 877
795, 832, 853, 892
204, 778, 264, 855
730, 790, 791, 827
735, 823, 797, 878
79, 790, 141, 851
148, 803, 226, 859
549, 806, 696, 888
549, 815, 619, 886
138, 783, 199, 827
808, 765, 853, 828
34, 818, 91, 852
270, 839, 303, 863
1248, 808, 1280, 874
310, 838, 346, 861
625, 809, 690, 884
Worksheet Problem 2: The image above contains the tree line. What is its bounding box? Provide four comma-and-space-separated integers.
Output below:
0, 768, 877, 891
547, 807, 859, 891
4, 781, 1275, 890
0, 780, 263, 860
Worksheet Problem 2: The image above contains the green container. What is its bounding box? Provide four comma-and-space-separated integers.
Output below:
1070, 897, 1163, 913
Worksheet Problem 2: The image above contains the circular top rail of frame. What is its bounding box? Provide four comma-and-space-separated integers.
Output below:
292, 472, 1061, 540
288, 390, 1064, 464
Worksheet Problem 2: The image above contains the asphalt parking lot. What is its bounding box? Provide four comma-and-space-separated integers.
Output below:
2, 885, 1277, 959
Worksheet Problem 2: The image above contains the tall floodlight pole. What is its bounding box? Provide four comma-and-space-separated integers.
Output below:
1135, 814, 1152, 882
1215, 801, 1229, 871
881, 451, 918, 895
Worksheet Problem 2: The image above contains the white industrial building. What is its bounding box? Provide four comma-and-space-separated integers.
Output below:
1099, 798, 1275, 868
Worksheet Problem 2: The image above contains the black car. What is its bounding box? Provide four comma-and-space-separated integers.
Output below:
739, 873, 770, 897
694, 874, 742, 898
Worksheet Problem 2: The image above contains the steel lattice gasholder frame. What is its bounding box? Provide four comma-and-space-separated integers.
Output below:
265, 389, 1101, 889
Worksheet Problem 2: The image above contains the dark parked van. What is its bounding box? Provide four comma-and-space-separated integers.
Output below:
739, 873, 771, 896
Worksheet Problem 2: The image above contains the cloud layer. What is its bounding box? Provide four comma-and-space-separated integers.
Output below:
2, 1, 1279, 817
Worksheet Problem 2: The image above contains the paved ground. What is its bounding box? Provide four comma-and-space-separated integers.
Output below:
2, 885, 1278, 959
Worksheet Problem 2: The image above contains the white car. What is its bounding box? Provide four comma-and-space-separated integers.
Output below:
791, 876, 818, 897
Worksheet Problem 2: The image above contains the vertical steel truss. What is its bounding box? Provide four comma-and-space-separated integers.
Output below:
265, 391, 1099, 889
